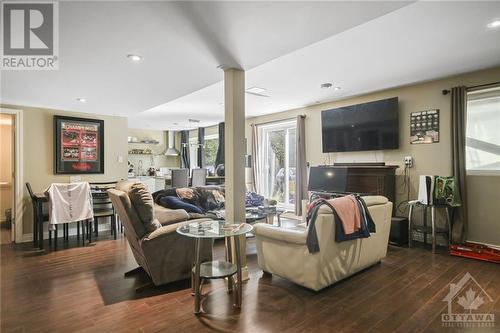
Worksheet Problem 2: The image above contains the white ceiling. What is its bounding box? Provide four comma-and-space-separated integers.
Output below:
2, 1, 500, 130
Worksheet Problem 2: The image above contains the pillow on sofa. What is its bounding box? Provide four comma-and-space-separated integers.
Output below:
128, 182, 161, 232
154, 205, 190, 226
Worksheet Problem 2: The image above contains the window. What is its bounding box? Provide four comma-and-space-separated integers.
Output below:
466, 86, 500, 175
204, 134, 219, 174
189, 132, 219, 174
258, 120, 296, 208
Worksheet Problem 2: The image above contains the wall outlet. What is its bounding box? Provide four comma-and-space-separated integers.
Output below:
404, 156, 413, 168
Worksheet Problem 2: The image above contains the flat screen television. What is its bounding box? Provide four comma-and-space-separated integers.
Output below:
321, 97, 399, 152
308, 167, 347, 193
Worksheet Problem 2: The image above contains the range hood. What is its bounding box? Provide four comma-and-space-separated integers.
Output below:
164, 131, 180, 156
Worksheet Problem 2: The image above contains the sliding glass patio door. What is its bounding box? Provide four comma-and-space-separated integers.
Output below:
258, 120, 296, 208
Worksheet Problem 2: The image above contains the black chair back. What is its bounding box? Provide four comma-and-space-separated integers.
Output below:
26, 182, 35, 200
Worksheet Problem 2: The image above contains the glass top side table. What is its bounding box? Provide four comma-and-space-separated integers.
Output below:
177, 221, 253, 314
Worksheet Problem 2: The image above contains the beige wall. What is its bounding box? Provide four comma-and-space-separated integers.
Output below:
1, 104, 128, 236
0, 114, 14, 220
246, 66, 500, 246
127, 128, 179, 174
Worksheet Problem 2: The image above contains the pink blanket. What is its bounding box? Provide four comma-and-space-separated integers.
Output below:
327, 195, 361, 234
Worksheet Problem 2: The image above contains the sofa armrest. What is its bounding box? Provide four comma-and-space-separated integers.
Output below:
254, 223, 307, 245
143, 222, 186, 242
154, 205, 190, 226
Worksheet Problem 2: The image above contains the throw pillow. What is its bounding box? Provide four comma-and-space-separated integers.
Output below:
128, 182, 161, 232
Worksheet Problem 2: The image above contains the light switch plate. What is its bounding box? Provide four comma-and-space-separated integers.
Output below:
69, 176, 82, 183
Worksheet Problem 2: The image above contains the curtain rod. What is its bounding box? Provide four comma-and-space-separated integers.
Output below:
251, 114, 306, 127
442, 81, 500, 95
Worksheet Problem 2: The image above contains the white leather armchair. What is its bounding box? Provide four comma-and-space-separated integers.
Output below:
254, 196, 392, 291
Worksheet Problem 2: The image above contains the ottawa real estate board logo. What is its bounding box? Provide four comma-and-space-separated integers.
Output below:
1, 1, 59, 70
442, 272, 495, 328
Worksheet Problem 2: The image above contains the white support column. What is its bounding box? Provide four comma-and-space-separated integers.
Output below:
224, 68, 248, 281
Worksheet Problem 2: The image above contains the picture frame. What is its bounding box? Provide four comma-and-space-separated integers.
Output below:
54, 115, 104, 174
410, 109, 440, 144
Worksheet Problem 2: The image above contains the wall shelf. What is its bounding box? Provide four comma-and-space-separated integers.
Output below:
127, 141, 160, 145
128, 152, 160, 156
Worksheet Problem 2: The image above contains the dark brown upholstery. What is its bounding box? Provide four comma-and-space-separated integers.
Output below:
109, 181, 213, 286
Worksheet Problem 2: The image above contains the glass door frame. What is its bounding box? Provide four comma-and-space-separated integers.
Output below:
258, 119, 296, 209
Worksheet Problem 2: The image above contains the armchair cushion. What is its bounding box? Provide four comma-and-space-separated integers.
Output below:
129, 182, 161, 232
154, 205, 190, 226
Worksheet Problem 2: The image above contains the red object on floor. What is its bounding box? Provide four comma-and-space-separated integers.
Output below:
449, 242, 500, 264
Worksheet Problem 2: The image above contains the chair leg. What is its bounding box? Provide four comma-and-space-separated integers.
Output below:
54, 225, 58, 250
431, 206, 436, 254
445, 207, 453, 246
408, 204, 414, 248
423, 206, 428, 246
82, 221, 86, 246
77, 221, 80, 240
33, 206, 38, 247
37, 203, 44, 250
49, 229, 52, 245
94, 218, 98, 238
113, 215, 117, 240
88, 220, 92, 244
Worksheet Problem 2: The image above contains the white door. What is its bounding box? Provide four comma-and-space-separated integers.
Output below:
258, 120, 296, 209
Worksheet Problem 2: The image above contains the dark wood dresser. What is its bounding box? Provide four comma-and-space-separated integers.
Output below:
312, 165, 398, 204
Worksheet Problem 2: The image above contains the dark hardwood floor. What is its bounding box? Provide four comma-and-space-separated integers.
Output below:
1, 232, 499, 333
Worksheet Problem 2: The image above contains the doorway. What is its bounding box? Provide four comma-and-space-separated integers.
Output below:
1, 108, 23, 244
258, 120, 297, 209
0, 113, 15, 244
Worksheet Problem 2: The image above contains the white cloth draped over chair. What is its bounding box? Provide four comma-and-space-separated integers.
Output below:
46, 182, 94, 230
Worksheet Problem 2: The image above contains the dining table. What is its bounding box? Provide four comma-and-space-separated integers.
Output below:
33, 188, 112, 249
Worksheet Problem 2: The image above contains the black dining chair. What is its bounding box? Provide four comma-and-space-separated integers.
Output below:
171, 169, 189, 188
191, 168, 207, 187
89, 181, 118, 240
26, 183, 51, 248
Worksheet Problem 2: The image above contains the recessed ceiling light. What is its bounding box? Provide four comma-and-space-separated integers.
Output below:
487, 20, 500, 29
320, 83, 333, 89
334, 86, 341, 91
127, 54, 143, 62
246, 86, 270, 97
76, 97, 86, 103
